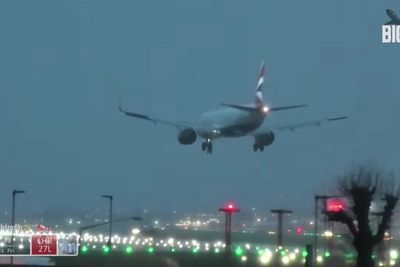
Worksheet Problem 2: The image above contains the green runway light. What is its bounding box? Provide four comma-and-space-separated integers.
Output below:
125, 246, 133, 254
103, 245, 110, 254
171, 248, 176, 253
324, 251, 331, 258
235, 246, 244, 257
302, 250, 308, 258
148, 247, 155, 254
280, 250, 286, 256
257, 249, 265, 256
81, 245, 89, 254
214, 248, 220, 254
192, 248, 199, 254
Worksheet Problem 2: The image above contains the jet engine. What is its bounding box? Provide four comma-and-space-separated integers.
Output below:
253, 131, 275, 151
178, 128, 197, 145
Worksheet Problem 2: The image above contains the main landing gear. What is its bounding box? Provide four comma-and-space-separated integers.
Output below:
201, 139, 213, 154
253, 143, 265, 152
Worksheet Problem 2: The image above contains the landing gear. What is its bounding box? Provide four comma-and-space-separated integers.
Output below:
202, 140, 213, 154
253, 143, 264, 152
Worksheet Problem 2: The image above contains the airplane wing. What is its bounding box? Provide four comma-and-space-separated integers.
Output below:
274, 116, 348, 132
119, 101, 194, 130
220, 103, 307, 112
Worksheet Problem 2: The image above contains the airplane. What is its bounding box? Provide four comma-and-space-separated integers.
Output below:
385, 9, 400, 25
119, 62, 347, 154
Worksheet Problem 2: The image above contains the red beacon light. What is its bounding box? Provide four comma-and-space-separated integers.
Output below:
326, 198, 347, 213
219, 202, 240, 213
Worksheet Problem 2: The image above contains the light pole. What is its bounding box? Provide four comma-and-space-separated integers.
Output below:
11, 189, 25, 267
102, 195, 113, 248
314, 195, 341, 265
219, 203, 240, 253
270, 209, 292, 248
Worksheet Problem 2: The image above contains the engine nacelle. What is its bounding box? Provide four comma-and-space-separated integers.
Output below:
178, 128, 197, 145
254, 131, 275, 147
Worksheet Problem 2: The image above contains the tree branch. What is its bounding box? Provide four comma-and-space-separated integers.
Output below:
374, 194, 398, 244
326, 211, 358, 236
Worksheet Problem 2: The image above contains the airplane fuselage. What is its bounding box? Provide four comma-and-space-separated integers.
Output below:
197, 107, 266, 139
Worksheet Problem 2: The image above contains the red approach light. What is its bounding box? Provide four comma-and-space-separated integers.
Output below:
326, 198, 346, 213
296, 227, 305, 236
219, 202, 240, 213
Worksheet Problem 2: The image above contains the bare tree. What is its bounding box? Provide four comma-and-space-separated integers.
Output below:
326, 164, 399, 267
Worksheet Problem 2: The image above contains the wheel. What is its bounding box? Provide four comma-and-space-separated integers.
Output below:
253, 143, 258, 152
201, 142, 206, 151
260, 145, 264, 152
208, 142, 213, 154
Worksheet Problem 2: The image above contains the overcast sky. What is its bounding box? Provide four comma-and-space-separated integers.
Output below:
0, 0, 399, 219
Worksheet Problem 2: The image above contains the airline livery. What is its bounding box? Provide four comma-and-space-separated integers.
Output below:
119, 62, 347, 154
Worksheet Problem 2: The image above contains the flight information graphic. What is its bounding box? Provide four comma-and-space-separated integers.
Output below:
0, 234, 78, 256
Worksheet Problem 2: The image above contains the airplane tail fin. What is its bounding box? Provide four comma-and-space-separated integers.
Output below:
255, 61, 265, 109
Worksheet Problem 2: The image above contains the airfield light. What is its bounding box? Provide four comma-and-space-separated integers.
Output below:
324, 251, 331, 258
326, 198, 346, 213
390, 250, 399, 260
235, 246, 244, 257
125, 246, 133, 254
241, 255, 247, 262
259, 249, 273, 265
81, 245, 89, 254
296, 227, 305, 235
171, 248, 176, 253
147, 247, 155, 254
103, 245, 110, 254
282, 255, 290, 265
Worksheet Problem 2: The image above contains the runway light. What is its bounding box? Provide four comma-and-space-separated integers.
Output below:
81, 245, 89, 254
324, 251, 331, 258
282, 255, 290, 265
103, 245, 110, 254
241, 255, 247, 262
235, 246, 244, 257
390, 249, 399, 260
259, 249, 272, 265
125, 246, 133, 254
147, 247, 155, 254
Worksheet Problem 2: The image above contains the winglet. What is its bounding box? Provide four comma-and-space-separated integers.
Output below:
118, 98, 123, 112
327, 116, 348, 121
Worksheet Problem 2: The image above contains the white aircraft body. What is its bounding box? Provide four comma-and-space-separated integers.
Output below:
119, 62, 347, 154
